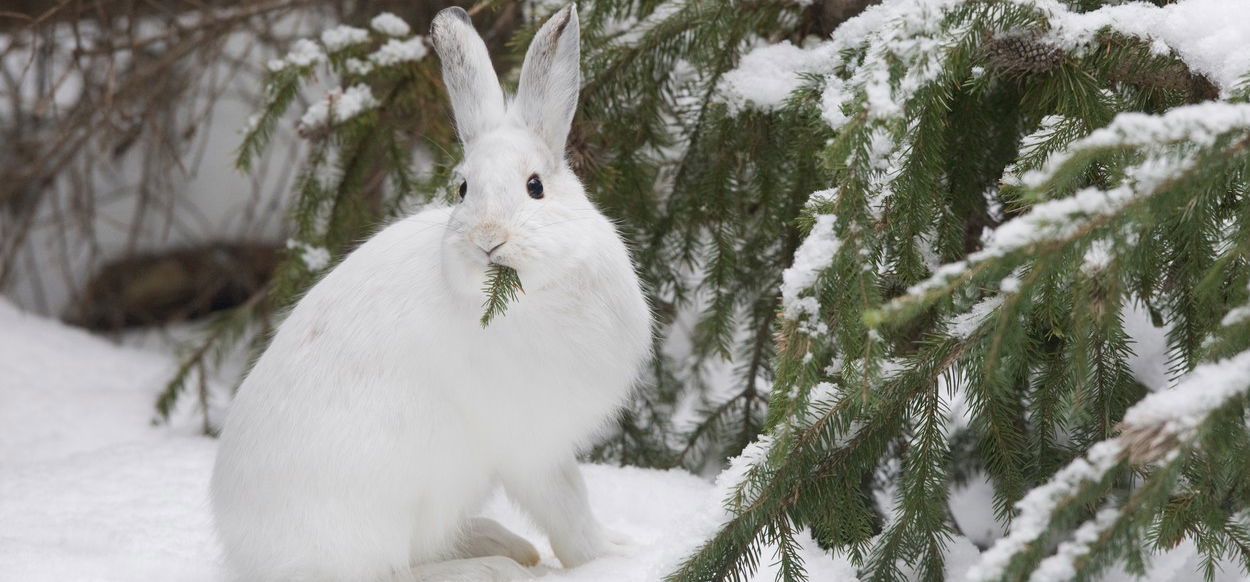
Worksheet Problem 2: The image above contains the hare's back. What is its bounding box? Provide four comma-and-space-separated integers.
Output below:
220, 205, 457, 427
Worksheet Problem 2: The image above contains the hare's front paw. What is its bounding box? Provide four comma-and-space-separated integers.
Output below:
459, 517, 542, 567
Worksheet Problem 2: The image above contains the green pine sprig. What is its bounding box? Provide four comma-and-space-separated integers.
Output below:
480, 264, 524, 328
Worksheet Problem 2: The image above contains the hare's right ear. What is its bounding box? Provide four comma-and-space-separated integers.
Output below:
431, 7, 505, 145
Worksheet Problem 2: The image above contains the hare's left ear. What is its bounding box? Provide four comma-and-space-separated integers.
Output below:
431, 7, 506, 145
515, 4, 580, 159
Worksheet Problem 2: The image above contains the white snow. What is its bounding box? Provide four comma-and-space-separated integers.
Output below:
297, 84, 380, 134
369, 36, 429, 67
1223, 304, 1250, 327
267, 38, 326, 72
1022, 102, 1250, 188
1221, 281, 1250, 327
1025, 0, 1250, 91
711, 435, 774, 511
612, 1, 685, 46
1028, 507, 1119, 582
321, 25, 370, 52
781, 212, 840, 323
947, 295, 1005, 339
814, 0, 1250, 133
716, 41, 834, 113
1119, 348, 1250, 446
986, 183, 1132, 252
969, 338, 1250, 582
285, 239, 332, 271
1122, 300, 1172, 392
346, 57, 376, 76
1013, 115, 1072, 169
0, 300, 223, 581
0, 299, 856, 581
370, 12, 411, 37
1081, 238, 1114, 274
966, 440, 1124, 582
948, 472, 1007, 548
892, 100, 1244, 311
815, 0, 964, 130
945, 535, 986, 580
241, 113, 262, 135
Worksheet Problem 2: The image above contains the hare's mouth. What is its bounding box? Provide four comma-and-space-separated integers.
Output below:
487, 256, 515, 271
485, 241, 507, 261
484, 242, 517, 268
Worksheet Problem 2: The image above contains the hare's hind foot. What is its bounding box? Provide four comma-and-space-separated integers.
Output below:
455, 517, 542, 567
410, 556, 534, 582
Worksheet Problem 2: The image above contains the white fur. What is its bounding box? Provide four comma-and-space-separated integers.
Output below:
514, 1, 580, 156
210, 5, 651, 581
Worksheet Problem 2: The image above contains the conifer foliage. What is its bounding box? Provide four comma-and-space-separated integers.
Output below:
481, 264, 524, 327
168, 0, 1250, 579
667, 0, 1250, 580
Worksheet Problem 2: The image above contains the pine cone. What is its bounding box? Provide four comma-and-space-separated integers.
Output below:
984, 31, 1064, 76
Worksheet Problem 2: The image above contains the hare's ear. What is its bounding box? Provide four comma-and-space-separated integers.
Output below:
431, 7, 505, 145
515, 4, 580, 158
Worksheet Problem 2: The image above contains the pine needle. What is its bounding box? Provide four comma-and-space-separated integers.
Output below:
480, 263, 524, 328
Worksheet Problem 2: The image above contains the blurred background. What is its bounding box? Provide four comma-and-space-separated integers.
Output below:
1, 0, 521, 330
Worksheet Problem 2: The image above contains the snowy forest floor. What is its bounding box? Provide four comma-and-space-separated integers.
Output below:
0, 299, 856, 581
0, 297, 1244, 582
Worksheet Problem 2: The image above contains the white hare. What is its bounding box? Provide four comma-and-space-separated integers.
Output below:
210, 4, 652, 581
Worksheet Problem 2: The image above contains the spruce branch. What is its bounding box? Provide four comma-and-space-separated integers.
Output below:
480, 264, 524, 328
154, 283, 270, 433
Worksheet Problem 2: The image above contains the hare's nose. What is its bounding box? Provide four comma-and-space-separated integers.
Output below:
469, 224, 508, 256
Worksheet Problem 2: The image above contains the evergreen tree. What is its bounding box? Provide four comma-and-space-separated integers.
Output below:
663, 1, 1250, 581
161, 0, 1250, 579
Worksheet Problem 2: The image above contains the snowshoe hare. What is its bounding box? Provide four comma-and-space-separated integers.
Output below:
210, 4, 651, 581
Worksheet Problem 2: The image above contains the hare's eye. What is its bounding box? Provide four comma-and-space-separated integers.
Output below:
526, 174, 544, 200
458, 180, 467, 201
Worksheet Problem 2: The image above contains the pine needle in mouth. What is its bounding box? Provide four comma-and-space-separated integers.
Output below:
480, 263, 524, 327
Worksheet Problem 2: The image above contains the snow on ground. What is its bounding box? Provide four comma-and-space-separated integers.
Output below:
0, 299, 854, 581
1, 297, 1241, 582
0, 300, 223, 581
